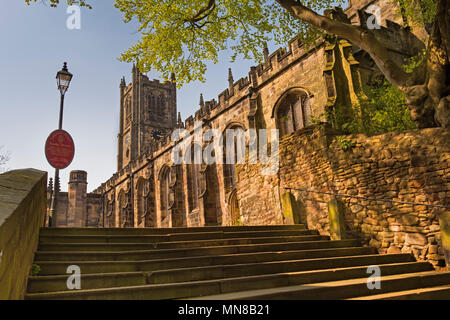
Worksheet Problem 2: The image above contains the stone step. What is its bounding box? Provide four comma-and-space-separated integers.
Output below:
25, 263, 436, 299
27, 261, 432, 294
134, 252, 414, 285
28, 224, 449, 300
347, 285, 450, 300
38, 229, 317, 244
34, 251, 409, 276
188, 271, 450, 300
38, 235, 329, 251
39, 225, 307, 236
34, 239, 362, 261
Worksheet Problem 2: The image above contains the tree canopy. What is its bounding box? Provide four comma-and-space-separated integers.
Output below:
114, 0, 344, 85
25, 0, 342, 85
25, 0, 448, 128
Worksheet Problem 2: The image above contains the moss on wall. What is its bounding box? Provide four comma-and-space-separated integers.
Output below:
328, 197, 347, 240
282, 192, 301, 225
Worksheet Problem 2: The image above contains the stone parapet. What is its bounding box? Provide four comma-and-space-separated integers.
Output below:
0, 169, 47, 299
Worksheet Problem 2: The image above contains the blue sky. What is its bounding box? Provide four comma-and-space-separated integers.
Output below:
0, 1, 260, 191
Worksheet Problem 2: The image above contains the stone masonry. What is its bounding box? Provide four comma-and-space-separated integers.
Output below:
49, 0, 449, 266
236, 125, 449, 267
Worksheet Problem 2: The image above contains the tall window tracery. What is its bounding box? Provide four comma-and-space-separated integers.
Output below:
275, 89, 312, 137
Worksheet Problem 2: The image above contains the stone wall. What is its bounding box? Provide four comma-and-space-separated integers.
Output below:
54, 192, 68, 226
236, 125, 449, 266
51, 171, 102, 228
89, 3, 431, 231
0, 169, 47, 299
86, 194, 103, 227
93, 40, 336, 228
64, 0, 445, 268
346, 0, 429, 41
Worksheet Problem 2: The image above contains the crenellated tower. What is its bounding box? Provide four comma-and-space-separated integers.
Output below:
117, 65, 177, 171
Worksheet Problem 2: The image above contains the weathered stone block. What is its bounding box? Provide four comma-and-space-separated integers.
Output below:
405, 232, 427, 246
328, 197, 347, 240
387, 244, 402, 254
281, 192, 301, 225
369, 238, 381, 248
400, 214, 419, 226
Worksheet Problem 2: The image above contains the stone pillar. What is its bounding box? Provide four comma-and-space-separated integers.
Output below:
281, 192, 300, 225
67, 170, 88, 227
328, 197, 346, 240
439, 211, 450, 268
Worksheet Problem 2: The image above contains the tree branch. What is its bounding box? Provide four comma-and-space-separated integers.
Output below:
435, 0, 449, 64
185, 0, 216, 24
426, 0, 448, 104
275, 0, 413, 90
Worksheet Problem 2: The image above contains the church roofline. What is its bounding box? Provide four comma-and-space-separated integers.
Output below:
96, 4, 406, 194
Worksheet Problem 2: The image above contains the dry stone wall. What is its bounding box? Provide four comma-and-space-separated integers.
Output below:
236, 125, 450, 266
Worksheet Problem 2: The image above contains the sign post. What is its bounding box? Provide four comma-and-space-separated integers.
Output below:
45, 129, 75, 170
47, 62, 74, 227
45, 129, 75, 227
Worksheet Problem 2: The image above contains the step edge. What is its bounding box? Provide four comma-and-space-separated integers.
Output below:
347, 284, 450, 300
34, 245, 372, 260
26, 266, 445, 299
187, 271, 450, 300
35, 239, 361, 256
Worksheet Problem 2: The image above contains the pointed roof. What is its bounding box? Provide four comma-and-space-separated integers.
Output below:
228, 68, 234, 83
199, 93, 205, 108
177, 112, 184, 128
263, 42, 270, 61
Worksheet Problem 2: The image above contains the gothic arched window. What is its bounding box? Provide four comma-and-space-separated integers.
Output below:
275, 89, 312, 137
159, 166, 171, 224
136, 178, 145, 227
106, 191, 116, 227
125, 96, 132, 125
135, 178, 155, 227
185, 143, 202, 212
223, 124, 246, 192
148, 94, 155, 120
118, 189, 133, 227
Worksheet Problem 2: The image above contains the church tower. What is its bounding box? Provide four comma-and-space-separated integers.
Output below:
117, 65, 177, 171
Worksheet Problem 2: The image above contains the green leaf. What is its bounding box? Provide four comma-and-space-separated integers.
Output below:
25, 0, 436, 88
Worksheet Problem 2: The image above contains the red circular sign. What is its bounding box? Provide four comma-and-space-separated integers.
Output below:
45, 129, 75, 169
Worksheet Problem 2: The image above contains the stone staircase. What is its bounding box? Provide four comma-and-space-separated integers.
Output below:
25, 225, 450, 300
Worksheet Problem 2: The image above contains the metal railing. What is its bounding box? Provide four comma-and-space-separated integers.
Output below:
282, 186, 450, 209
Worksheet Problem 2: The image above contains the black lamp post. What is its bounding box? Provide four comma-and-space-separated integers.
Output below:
56, 62, 73, 129
49, 62, 73, 227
